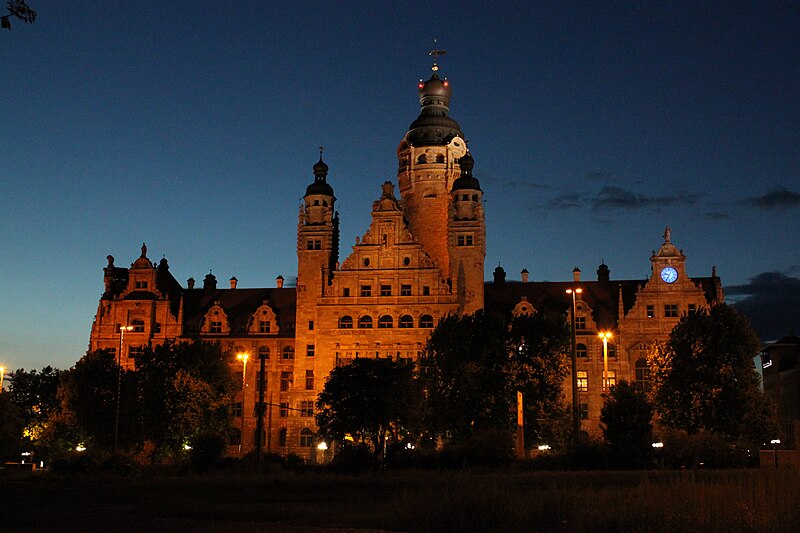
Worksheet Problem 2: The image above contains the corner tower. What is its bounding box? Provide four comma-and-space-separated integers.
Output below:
397, 58, 468, 279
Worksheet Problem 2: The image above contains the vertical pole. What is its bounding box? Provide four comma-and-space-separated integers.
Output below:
266, 391, 273, 456
603, 337, 609, 393
569, 292, 580, 447
114, 326, 127, 453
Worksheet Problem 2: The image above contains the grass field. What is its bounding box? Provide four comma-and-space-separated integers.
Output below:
2, 467, 799, 532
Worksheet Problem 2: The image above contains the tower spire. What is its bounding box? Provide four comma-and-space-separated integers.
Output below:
429, 39, 446, 75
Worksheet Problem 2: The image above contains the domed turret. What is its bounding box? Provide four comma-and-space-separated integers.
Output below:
452, 152, 481, 192
405, 70, 464, 146
305, 154, 334, 197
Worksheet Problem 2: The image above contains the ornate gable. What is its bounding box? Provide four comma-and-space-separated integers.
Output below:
247, 301, 280, 335
201, 302, 230, 335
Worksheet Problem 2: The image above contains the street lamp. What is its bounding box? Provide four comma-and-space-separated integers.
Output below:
566, 287, 582, 447
771, 438, 781, 468
236, 352, 249, 455
598, 331, 613, 393
114, 325, 133, 453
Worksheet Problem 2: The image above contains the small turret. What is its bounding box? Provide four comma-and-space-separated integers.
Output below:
203, 272, 217, 293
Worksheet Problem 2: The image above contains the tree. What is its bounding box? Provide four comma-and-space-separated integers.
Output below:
2, 1, 37, 30
316, 358, 414, 460
8, 366, 63, 446
600, 380, 652, 468
136, 340, 235, 459
649, 304, 777, 444
0, 392, 25, 460
419, 310, 572, 449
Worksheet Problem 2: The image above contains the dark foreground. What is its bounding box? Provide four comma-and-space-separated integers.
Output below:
2, 467, 800, 532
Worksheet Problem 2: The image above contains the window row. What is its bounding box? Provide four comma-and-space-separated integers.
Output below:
646, 303, 697, 318
576, 343, 616, 358
576, 370, 617, 392
338, 314, 434, 329
228, 427, 315, 448
345, 284, 430, 297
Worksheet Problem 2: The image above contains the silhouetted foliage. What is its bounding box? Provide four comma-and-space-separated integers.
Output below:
419, 310, 571, 449
649, 304, 777, 446
601, 380, 653, 468
7, 366, 63, 449
136, 340, 235, 460
316, 357, 414, 461
2, 1, 36, 30
0, 392, 25, 460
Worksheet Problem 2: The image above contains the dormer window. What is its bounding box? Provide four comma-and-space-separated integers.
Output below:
210, 321, 222, 333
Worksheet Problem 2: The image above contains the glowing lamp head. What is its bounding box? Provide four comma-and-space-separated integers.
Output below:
598, 331, 613, 341
317, 441, 328, 451
236, 353, 249, 363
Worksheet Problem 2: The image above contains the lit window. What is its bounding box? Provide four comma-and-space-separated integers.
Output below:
378, 315, 393, 329
360, 285, 372, 297
577, 371, 588, 393
420, 314, 434, 328
576, 343, 588, 358
399, 315, 413, 329
131, 319, 145, 332
305, 370, 314, 390
280, 372, 292, 392
279, 402, 289, 417
232, 402, 243, 417
380, 284, 392, 296
358, 315, 373, 329
300, 401, 314, 417
575, 317, 586, 330
306, 344, 315, 357
259, 320, 270, 333
300, 428, 314, 447
635, 359, 651, 393
603, 370, 616, 391
401, 284, 412, 296
664, 304, 679, 318
282, 346, 295, 359
339, 316, 353, 329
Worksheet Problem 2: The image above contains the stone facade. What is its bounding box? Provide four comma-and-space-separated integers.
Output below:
88, 65, 724, 455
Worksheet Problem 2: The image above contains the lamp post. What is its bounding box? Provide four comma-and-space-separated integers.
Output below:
114, 325, 133, 453
236, 352, 249, 455
0, 366, 5, 393
566, 287, 582, 447
598, 331, 613, 393
771, 438, 781, 468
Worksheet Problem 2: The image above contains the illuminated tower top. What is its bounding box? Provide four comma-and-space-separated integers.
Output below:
404, 49, 464, 147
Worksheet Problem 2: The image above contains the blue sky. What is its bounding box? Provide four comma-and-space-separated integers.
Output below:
1, 1, 799, 371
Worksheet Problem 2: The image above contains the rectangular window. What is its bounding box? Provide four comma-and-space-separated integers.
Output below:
664, 304, 679, 318
300, 400, 314, 417
575, 317, 586, 330
422, 285, 430, 296
134, 280, 148, 289
579, 403, 589, 420
603, 370, 617, 391
688, 304, 697, 315
153, 322, 161, 334
305, 370, 314, 390
646, 305, 655, 318
107, 347, 116, 357
259, 320, 270, 333
280, 371, 293, 392
308, 320, 314, 331
128, 346, 144, 359
232, 402, 243, 417
343, 288, 350, 297
400, 284, 412, 296
457, 235, 465, 246
306, 239, 321, 250
457, 235, 474, 246
306, 344, 315, 358
279, 402, 289, 417
380, 284, 391, 296
210, 321, 222, 333
577, 370, 588, 393
360, 285, 371, 297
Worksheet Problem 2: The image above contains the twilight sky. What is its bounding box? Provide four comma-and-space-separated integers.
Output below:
1, 1, 799, 371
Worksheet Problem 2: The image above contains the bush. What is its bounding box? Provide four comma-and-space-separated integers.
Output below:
329, 443, 378, 473
189, 431, 226, 472
438, 429, 514, 468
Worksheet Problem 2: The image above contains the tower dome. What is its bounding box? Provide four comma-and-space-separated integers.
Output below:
452, 152, 481, 191
305, 154, 334, 197
405, 71, 464, 147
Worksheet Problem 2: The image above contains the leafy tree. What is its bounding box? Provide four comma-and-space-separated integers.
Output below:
2, 0, 37, 30
419, 311, 508, 442
419, 311, 572, 450
8, 366, 63, 446
56, 350, 141, 451
0, 392, 25, 460
136, 340, 235, 460
316, 357, 414, 460
649, 304, 777, 444
600, 380, 652, 468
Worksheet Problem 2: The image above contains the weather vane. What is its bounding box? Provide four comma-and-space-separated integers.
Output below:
429, 39, 446, 73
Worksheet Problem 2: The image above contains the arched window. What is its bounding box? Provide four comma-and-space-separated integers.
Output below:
399, 315, 414, 329
420, 314, 434, 328
339, 315, 353, 329
378, 315, 393, 329
278, 428, 287, 447
258, 346, 270, 359
228, 428, 241, 446
300, 428, 314, 447
417, 154, 427, 164
436, 154, 445, 163
131, 319, 145, 332
635, 359, 651, 393
358, 315, 373, 329
282, 346, 295, 359
576, 343, 588, 358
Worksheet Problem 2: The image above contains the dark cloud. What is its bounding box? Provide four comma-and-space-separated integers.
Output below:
703, 211, 730, 220
548, 192, 584, 209
729, 271, 800, 342
744, 187, 800, 209
590, 186, 699, 210
478, 173, 549, 190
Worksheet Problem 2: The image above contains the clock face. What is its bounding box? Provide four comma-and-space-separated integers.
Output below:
660, 267, 678, 283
